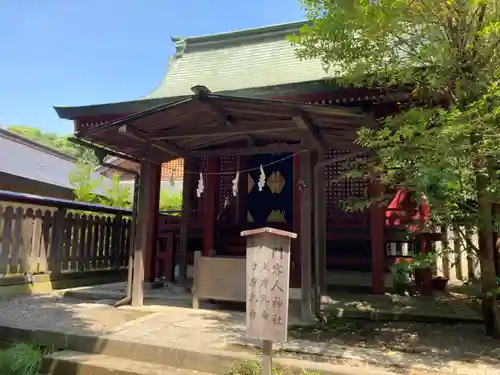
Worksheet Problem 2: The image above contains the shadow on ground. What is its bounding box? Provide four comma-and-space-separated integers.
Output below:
187, 296, 500, 375
0, 293, 150, 374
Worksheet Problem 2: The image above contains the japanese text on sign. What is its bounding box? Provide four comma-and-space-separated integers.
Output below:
245, 233, 292, 342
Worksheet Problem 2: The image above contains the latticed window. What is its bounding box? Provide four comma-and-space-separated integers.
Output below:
161, 158, 184, 181
324, 149, 369, 228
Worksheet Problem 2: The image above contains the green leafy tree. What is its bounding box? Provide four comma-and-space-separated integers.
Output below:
159, 189, 182, 211
291, 0, 500, 336
7, 125, 98, 164
101, 174, 132, 208
69, 162, 102, 204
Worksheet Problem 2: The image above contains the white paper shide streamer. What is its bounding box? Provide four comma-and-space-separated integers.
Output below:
257, 165, 266, 192
231, 171, 240, 197
169, 170, 175, 187
196, 172, 204, 198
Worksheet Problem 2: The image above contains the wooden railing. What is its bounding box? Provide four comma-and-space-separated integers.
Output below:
0, 190, 132, 277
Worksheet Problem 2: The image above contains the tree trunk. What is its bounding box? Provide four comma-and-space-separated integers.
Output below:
476, 169, 500, 338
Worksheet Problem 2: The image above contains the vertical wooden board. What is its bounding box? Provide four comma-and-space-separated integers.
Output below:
104, 217, 112, 268
49, 210, 63, 275
31, 210, 43, 273
20, 208, 34, 274
78, 215, 88, 271
97, 216, 106, 269
112, 217, 120, 269
122, 218, 130, 268
85, 215, 95, 270
58, 212, 70, 272
91, 216, 100, 270
39, 210, 52, 273
60, 212, 71, 272
0, 206, 14, 275
66, 213, 75, 272
71, 214, 81, 272
245, 233, 291, 343
124, 219, 132, 267
117, 217, 126, 268
10, 207, 24, 274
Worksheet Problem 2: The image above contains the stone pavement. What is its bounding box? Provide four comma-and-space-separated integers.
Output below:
0, 290, 498, 375
62, 282, 483, 322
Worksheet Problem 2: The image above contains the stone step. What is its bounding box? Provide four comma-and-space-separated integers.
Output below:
41, 350, 215, 375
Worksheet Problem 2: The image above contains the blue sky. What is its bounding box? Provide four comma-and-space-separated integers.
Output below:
0, 0, 305, 135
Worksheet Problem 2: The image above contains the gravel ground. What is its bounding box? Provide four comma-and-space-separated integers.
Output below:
289, 319, 500, 375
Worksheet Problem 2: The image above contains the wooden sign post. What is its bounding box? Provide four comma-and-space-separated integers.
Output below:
241, 227, 297, 375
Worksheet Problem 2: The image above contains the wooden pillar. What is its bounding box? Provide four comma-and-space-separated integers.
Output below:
144, 164, 161, 282
132, 159, 159, 306
369, 180, 385, 294
313, 152, 326, 315
300, 152, 313, 321
291, 153, 302, 288
203, 157, 218, 256
179, 158, 195, 287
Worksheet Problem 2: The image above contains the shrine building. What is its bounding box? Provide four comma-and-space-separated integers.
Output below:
54, 21, 417, 314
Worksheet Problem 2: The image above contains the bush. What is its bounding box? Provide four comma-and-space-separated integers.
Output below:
159, 190, 182, 211
225, 360, 318, 375
0, 343, 45, 375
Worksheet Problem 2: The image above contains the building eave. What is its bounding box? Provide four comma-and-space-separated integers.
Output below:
53, 80, 335, 120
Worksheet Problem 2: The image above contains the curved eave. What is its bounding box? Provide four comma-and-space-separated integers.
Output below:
53, 80, 335, 120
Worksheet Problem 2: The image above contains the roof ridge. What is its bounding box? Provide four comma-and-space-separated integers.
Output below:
171, 20, 308, 55
0, 128, 77, 163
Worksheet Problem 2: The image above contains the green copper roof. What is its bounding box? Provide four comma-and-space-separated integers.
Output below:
143, 21, 327, 99
55, 21, 331, 119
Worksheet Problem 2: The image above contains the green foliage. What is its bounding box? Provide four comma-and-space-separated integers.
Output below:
69, 164, 132, 208
159, 189, 182, 211
292, 0, 500, 334
0, 343, 45, 375
7, 125, 97, 164
225, 360, 318, 375
100, 174, 132, 209
69, 162, 102, 204
291, 0, 500, 231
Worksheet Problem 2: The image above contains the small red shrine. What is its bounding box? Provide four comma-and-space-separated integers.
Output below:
54, 21, 418, 311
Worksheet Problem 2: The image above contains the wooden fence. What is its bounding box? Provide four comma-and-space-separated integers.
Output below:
386, 227, 481, 282
0, 191, 131, 277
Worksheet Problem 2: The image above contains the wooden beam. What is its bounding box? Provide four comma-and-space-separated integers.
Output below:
300, 152, 314, 322
150, 122, 297, 140
118, 124, 187, 158
203, 105, 363, 122
292, 113, 328, 152
189, 143, 305, 158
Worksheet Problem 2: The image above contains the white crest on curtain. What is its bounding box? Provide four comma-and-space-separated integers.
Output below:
232, 171, 240, 197
257, 164, 266, 192
196, 172, 204, 198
